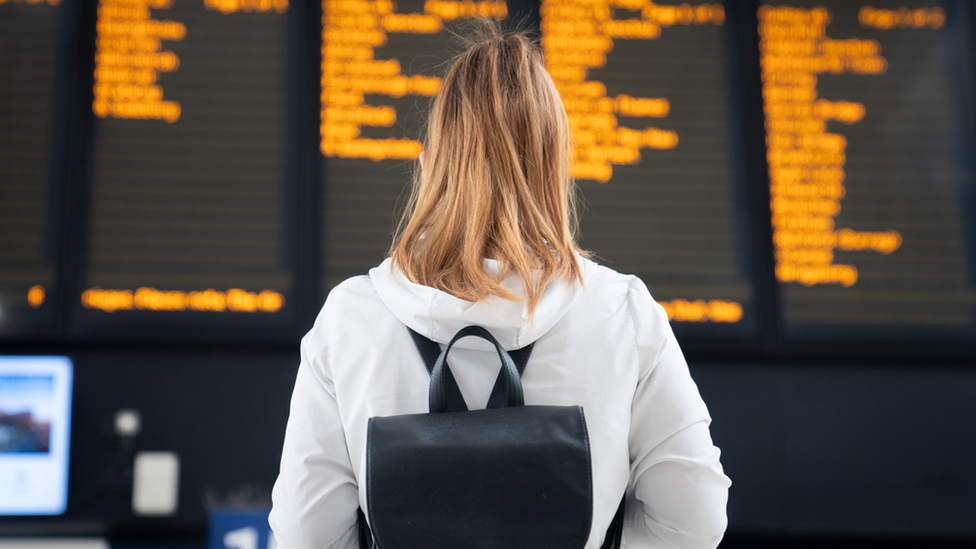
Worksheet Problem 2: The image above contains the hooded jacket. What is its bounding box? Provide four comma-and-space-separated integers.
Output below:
270, 256, 731, 549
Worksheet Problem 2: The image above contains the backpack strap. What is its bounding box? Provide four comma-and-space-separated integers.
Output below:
486, 342, 533, 408
408, 328, 468, 412
407, 327, 534, 411
600, 495, 626, 549
357, 508, 374, 549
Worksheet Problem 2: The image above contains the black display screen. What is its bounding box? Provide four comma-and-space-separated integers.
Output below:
541, 0, 754, 332
320, 0, 508, 290
80, 0, 293, 335
4, 0, 976, 350
758, 1, 976, 339
321, 0, 755, 335
0, 0, 61, 336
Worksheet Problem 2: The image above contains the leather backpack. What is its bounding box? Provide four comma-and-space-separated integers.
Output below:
358, 325, 625, 549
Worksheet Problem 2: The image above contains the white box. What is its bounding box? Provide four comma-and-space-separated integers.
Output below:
132, 451, 180, 516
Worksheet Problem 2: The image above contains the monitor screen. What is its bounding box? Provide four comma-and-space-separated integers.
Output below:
540, 0, 754, 333
320, 0, 509, 292
6, 0, 976, 351
79, 0, 293, 337
0, 0, 61, 336
758, 0, 976, 340
0, 356, 73, 515
321, 0, 755, 336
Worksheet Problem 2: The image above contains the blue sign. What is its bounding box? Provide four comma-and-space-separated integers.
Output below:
207, 508, 276, 549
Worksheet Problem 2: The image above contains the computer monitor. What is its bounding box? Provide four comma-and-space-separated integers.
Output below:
0, 356, 73, 515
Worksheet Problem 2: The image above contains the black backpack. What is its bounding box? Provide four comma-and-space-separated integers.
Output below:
358, 325, 625, 549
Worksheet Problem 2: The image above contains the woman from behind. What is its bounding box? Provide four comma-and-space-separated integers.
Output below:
270, 24, 731, 549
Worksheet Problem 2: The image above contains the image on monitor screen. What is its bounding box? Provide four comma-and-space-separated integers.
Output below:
0, 356, 73, 515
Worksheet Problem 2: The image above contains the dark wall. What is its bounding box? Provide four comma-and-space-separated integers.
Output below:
3, 349, 973, 542
693, 362, 976, 541
0, 351, 298, 538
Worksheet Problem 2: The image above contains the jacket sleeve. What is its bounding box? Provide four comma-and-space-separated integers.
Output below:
270, 324, 359, 549
623, 279, 731, 549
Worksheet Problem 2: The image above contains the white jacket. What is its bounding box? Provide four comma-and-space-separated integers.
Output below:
270, 256, 731, 549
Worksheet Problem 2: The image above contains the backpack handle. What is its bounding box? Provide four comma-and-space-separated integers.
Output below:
429, 326, 524, 413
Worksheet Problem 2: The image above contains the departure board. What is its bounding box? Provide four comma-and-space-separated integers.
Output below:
81, 0, 293, 334
541, 0, 752, 327
321, 0, 754, 330
0, 0, 60, 335
759, 1, 976, 338
320, 0, 506, 288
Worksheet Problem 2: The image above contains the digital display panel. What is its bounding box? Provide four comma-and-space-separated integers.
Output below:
321, 0, 755, 331
0, 0, 60, 335
320, 0, 507, 290
541, 0, 753, 328
0, 356, 73, 515
5, 0, 976, 349
80, 0, 294, 334
759, 1, 976, 338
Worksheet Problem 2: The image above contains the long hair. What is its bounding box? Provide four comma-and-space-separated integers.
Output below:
390, 24, 587, 316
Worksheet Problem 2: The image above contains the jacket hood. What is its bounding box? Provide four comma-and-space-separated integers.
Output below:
369, 256, 587, 350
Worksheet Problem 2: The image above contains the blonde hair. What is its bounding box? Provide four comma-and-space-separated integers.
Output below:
390, 25, 586, 315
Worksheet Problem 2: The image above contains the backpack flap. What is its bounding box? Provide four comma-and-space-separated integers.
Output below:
365, 326, 594, 549
367, 405, 592, 549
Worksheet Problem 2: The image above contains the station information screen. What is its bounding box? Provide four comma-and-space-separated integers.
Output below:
0, 356, 73, 516
81, 0, 293, 334
541, 0, 753, 328
320, 0, 507, 290
321, 0, 754, 331
759, 1, 976, 338
0, 0, 60, 336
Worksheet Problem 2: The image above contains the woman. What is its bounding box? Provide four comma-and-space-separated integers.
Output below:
270, 27, 730, 549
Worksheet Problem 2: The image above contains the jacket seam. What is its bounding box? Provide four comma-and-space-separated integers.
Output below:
625, 278, 652, 386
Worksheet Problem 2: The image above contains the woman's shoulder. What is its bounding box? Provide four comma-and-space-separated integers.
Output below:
578, 256, 659, 304
326, 274, 379, 304
575, 257, 671, 333
309, 274, 392, 335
